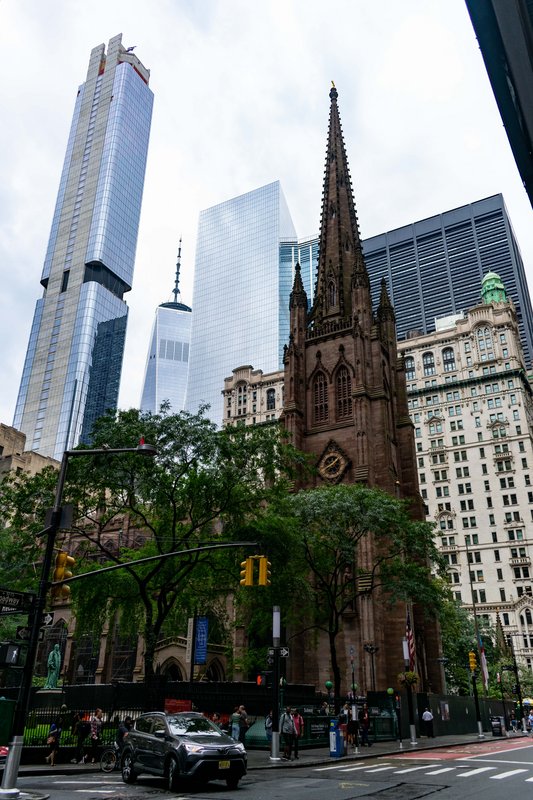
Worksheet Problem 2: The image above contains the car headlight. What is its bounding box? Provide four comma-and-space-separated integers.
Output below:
184, 743, 204, 754
234, 742, 245, 753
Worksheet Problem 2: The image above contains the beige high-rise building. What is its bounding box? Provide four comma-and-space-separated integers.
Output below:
400, 272, 533, 668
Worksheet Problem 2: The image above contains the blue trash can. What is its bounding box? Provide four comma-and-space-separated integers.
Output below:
329, 718, 344, 758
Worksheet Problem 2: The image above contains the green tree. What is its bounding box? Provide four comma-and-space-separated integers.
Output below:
288, 483, 444, 702
0, 466, 58, 641
60, 408, 303, 684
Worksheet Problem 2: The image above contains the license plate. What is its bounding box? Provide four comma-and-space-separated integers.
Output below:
218, 760, 230, 769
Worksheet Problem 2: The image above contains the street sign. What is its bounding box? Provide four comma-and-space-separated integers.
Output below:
15, 627, 30, 641
267, 646, 289, 658
0, 588, 34, 615
41, 612, 55, 627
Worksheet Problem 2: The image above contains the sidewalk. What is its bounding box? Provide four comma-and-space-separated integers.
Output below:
13, 730, 521, 777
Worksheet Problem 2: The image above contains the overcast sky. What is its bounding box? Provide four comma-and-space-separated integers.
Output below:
1, 0, 532, 428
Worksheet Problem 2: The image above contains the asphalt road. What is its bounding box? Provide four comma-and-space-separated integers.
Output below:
15, 737, 533, 800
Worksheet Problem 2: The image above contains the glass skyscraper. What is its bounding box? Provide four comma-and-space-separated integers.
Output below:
140, 244, 192, 414
14, 35, 153, 459
186, 182, 300, 425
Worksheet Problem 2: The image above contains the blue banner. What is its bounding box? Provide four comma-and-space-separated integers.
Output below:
195, 616, 208, 665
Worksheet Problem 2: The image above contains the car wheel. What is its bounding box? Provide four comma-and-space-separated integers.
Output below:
121, 751, 137, 784
226, 776, 240, 789
166, 755, 180, 792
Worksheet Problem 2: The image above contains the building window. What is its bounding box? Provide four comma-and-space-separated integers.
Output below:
313, 372, 328, 424
405, 356, 415, 381
476, 326, 494, 360
336, 366, 352, 420
423, 351, 435, 376
266, 388, 276, 411
442, 347, 456, 372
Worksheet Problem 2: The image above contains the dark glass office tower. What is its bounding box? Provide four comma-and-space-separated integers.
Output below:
362, 195, 533, 366
14, 35, 153, 459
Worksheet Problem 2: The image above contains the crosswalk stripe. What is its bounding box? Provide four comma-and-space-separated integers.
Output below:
490, 769, 528, 779
458, 767, 496, 777
394, 764, 439, 774
425, 767, 457, 775
366, 766, 396, 772
338, 764, 376, 773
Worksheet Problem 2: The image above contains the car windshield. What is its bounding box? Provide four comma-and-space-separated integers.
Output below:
167, 716, 222, 737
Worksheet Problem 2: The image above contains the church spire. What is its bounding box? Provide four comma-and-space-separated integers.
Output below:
310, 84, 368, 326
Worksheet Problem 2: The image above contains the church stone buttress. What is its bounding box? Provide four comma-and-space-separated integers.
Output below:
281, 86, 442, 695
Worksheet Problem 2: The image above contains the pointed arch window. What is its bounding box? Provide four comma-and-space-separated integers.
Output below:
442, 347, 456, 372
404, 356, 415, 381
313, 371, 329, 424
336, 366, 352, 420
328, 280, 337, 307
423, 351, 435, 376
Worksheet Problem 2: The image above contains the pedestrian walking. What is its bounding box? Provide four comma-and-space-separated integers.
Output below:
238, 705, 249, 744
265, 710, 273, 748
280, 706, 296, 760
422, 707, 434, 737
347, 708, 359, 750
358, 704, 371, 747
116, 716, 133, 753
71, 711, 90, 763
292, 708, 304, 759
89, 708, 103, 763
45, 716, 62, 766
230, 706, 241, 740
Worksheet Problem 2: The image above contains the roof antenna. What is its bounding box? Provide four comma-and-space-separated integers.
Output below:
173, 237, 182, 304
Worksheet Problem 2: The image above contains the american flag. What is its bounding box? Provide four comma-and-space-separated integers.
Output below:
406, 609, 416, 671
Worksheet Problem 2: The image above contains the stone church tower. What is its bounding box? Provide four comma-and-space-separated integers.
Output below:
282, 86, 442, 694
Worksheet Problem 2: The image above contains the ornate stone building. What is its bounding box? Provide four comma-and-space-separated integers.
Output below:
281, 86, 442, 693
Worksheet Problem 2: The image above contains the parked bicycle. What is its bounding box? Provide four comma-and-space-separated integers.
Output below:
100, 742, 120, 773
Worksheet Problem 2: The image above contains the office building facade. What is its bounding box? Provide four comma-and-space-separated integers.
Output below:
186, 182, 302, 425
400, 273, 533, 669
140, 244, 192, 414
14, 34, 153, 459
362, 195, 533, 366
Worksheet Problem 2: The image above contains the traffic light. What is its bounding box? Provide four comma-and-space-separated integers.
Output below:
239, 557, 253, 587
468, 651, 477, 671
51, 550, 75, 599
258, 556, 272, 586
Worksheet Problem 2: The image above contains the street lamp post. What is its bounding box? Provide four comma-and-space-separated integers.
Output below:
363, 643, 379, 692
0, 442, 156, 798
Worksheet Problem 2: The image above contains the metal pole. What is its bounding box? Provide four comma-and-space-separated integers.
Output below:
270, 606, 281, 761
471, 670, 484, 738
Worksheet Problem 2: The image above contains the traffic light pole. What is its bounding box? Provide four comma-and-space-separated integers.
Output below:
270, 606, 281, 761
471, 670, 484, 739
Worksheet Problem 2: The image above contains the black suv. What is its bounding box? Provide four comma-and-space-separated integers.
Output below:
121, 711, 247, 790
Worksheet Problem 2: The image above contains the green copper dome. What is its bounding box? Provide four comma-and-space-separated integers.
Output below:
481, 271, 507, 304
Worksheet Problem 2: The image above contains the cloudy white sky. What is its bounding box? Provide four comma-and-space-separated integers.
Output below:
1, 0, 532, 427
